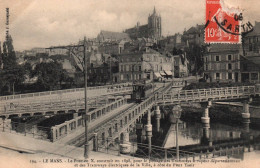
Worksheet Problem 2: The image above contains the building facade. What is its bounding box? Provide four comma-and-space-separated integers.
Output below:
243, 21, 260, 56
183, 24, 205, 47
119, 47, 173, 82
203, 38, 260, 83
240, 56, 260, 83
203, 50, 241, 83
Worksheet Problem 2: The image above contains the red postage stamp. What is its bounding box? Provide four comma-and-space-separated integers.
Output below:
205, 0, 241, 43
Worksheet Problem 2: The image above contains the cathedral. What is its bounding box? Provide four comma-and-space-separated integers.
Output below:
124, 7, 162, 39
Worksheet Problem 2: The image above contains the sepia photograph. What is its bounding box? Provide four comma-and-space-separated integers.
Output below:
0, 0, 260, 167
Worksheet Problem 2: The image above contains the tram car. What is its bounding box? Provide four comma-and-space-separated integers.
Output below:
131, 80, 154, 102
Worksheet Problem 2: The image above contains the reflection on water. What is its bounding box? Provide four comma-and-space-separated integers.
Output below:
162, 121, 252, 148
132, 113, 260, 159
130, 112, 260, 160
10, 113, 73, 140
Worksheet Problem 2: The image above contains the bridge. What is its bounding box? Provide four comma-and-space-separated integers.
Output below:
0, 83, 132, 118
156, 85, 257, 105
1, 81, 260, 159
0, 95, 127, 118
77, 84, 259, 156
53, 84, 259, 146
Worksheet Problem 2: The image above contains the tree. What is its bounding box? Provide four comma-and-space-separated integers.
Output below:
184, 45, 205, 75
23, 62, 33, 77
32, 61, 69, 91
0, 35, 26, 95
0, 65, 25, 95
172, 47, 178, 55
2, 35, 16, 69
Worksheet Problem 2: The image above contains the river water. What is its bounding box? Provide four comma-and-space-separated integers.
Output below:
132, 107, 260, 161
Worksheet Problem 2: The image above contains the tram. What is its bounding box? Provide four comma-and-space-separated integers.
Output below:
131, 80, 154, 102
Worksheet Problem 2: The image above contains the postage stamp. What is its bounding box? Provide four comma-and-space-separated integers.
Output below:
205, 0, 242, 43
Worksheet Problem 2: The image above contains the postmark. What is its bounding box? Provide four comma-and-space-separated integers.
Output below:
205, 0, 253, 43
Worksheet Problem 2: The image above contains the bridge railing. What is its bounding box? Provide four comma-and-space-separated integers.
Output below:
96, 138, 196, 160
171, 81, 185, 87
50, 97, 128, 142
157, 86, 256, 102
0, 85, 132, 115
0, 82, 132, 101
0, 96, 111, 116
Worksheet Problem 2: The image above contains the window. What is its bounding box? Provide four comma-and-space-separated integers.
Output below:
216, 73, 220, 79
249, 43, 253, 51
205, 65, 208, 71
139, 66, 141, 71
147, 73, 150, 79
251, 73, 258, 80
228, 55, 232, 61
216, 55, 220, 61
243, 64, 248, 71
228, 63, 232, 70
228, 73, 232, 79
205, 57, 208, 63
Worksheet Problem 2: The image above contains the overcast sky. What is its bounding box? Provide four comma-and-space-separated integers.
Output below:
0, 0, 259, 51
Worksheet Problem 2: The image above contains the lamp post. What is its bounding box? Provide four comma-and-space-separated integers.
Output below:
171, 105, 182, 160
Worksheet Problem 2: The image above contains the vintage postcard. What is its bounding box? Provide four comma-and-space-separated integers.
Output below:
0, 0, 260, 168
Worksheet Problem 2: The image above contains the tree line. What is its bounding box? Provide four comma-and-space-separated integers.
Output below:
0, 36, 76, 96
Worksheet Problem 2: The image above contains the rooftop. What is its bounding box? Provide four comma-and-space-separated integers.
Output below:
98, 30, 131, 41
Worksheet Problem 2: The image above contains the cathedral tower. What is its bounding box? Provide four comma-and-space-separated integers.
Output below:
148, 7, 162, 39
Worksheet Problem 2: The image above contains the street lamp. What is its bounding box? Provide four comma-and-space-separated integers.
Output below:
171, 105, 182, 160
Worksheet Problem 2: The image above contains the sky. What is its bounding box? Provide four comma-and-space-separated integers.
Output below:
0, 0, 259, 51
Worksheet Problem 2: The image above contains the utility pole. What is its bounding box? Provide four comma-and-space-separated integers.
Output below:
83, 37, 89, 158
46, 37, 90, 158
132, 64, 135, 84
109, 55, 113, 86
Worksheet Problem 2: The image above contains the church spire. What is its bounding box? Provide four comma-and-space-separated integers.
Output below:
153, 6, 156, 14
